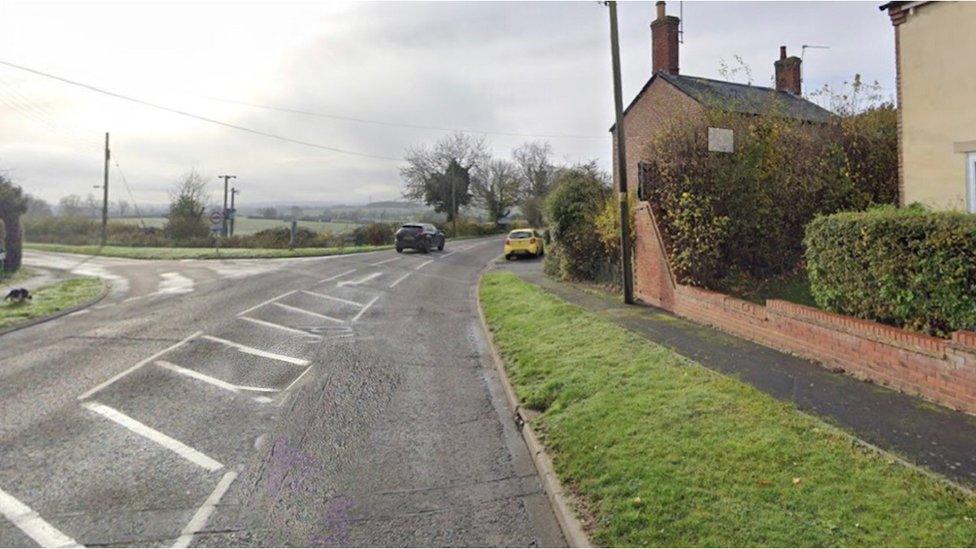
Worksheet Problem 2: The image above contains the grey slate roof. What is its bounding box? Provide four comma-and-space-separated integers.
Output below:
610, 71, 834, 130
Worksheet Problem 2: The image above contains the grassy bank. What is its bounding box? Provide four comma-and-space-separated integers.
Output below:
479, 271, 975, 546
25, 242, 391, 260
0, 277, 103, 330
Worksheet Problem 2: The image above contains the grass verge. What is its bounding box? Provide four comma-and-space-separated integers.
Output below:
25, 242, 392, 260
479, 271, 975, 546
0, 267, 33, 285
0, 277, 103, 330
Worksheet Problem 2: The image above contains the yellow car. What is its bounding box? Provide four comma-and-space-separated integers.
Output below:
504, 229, 545, 260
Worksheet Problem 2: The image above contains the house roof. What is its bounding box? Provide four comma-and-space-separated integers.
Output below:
610, 71, 834, 131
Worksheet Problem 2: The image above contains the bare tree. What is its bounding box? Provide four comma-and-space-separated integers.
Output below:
58, 194, 84, 217
24, 195, 53, 218
165, 170, 211, 241
84, 193, 100, 219
513, 141, 556, 199
116, 199, 130, 217
400, 133, 491, 221
472, 159, 521, 225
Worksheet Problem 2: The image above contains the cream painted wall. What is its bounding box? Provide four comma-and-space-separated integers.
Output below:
899, 1, 976, 211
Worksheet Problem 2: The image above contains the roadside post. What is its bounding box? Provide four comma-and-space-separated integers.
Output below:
289, 219, 298, 250
210, 210, 224, 252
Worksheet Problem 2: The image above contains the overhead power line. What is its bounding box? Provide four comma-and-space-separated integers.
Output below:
0, 60, 404, 162
194, 94, 608, 140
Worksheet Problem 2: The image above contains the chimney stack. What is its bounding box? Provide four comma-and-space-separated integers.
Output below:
651, 1, 680, 75
774, 45, 802, 95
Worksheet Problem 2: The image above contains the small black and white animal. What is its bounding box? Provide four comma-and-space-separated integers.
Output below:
3, 288, 32, 302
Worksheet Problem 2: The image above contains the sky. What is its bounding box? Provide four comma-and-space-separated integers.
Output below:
0, 1, 895, 210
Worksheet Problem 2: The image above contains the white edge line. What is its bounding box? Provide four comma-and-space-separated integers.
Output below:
272, 302, 345, 325
414, 259, 434, 271
369, 256, 400, 266
82, 401, 223, 472
282, 365, 313, 393
317, 268, 357, 283
239, 316, 322, 339
300, 290, 363, 307
351, 295, 379, 322
77, 330, 203, 400
389, 272, 412, 288
202, 334, 311, 366
237, 290, 298, 317
172, 471, 238, 548
0, 486, 80, 548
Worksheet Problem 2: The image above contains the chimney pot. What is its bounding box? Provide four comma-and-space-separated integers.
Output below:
651, 2, 680, 74
780, 45, 787, 60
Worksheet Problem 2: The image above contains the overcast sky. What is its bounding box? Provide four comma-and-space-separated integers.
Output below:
0, 1, 895, 209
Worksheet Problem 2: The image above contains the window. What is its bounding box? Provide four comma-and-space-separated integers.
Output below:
969, 152, 976, 214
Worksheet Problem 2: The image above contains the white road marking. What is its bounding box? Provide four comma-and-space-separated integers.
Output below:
78, 331, 203, 400
0, 486, 80, 548
300, 290, 363, 307
172, 471, 238, 548
282, 365, 313, 393
272, 303, 345, 325
337, 272, 381, 287
156, 272, 195, 295
318, 268, 357, 283
414, 259, 434, 270
67, 309, 90, 317
238, 316, 321, 339
237, 290, 297, 317
254, 396, 274, 404
155, 360, 278, 394
389, 272, 412, 288
369, 256, 400, 266
82, 401, 223, 471
351, 296, 379, 322
202, 335, 311, 366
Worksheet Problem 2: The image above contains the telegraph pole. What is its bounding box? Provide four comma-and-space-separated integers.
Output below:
608, 1, 635, 304
101, 132, 110, 246
217, 175, 236, 237
229, 187, 240, 236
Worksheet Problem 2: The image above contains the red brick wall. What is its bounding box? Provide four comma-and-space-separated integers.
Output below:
632, 202, 976, 414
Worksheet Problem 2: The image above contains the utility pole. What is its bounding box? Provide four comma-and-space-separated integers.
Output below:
217, 175, 236, 237
101, 132, 110, 246
229, 187, 240, 236
452, 178, 457, 237
608, 1, 635, 304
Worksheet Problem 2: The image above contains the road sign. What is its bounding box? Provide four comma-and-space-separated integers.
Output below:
210, 210, 224, 233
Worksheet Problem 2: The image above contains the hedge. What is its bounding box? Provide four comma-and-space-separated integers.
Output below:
804, 207, 976, 336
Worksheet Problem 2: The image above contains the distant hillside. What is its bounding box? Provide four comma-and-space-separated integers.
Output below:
364, 201, 425, 209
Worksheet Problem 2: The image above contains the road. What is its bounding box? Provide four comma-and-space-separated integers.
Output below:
0, 239, 564, 547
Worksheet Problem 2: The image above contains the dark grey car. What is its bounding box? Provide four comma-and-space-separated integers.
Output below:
394, 223, 445, 253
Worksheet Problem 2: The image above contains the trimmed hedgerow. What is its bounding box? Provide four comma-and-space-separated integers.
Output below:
804, 206, 976, 336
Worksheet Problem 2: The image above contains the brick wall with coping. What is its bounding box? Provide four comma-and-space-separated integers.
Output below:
632, 202, 976, 414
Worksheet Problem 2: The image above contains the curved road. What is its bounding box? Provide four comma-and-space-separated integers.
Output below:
0, 239, 564, 547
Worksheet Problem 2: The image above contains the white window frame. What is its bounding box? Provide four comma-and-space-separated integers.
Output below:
969, 152, 976, 214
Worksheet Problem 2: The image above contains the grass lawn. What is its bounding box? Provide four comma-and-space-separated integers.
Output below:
25, 242, 391, 260
0, 277, 103, 330
113, 216, 362, 235
480, 271, 976, 547
0, 267, 33, 285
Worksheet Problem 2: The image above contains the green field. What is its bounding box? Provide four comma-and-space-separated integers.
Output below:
25, 242, 391, 260
480, 271, 976, 546
114, 217, 362, 235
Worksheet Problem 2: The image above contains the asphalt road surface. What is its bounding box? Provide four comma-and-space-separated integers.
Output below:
0, 239, 564, 547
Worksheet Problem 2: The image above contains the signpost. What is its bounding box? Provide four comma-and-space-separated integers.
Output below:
209, 210, 224, 233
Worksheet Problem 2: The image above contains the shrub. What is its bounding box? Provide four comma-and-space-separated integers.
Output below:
352, 222, 397, 246
804, 206, 976, 336
544, 163, 612, 281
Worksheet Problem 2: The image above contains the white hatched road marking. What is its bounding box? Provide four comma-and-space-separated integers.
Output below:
77, 331, 203, 400
238, 316, 322, 339
202, 335, 311, 366
0, 486, 80, 548
389, 272, 412, 288
369, 256, 400, 266
172, 471, 238, 548
82, 401, 223, 471
155, 360, 277, 394
414, 259, 434, 270
300, 290, 363, 307
318, 268, 357, 283
237, 290, 297, 317
282, 365, 313, 393
272, 303, 345, 325
157, 272, 195, 295
351, 296, 379, 323
338, 272, 381, 287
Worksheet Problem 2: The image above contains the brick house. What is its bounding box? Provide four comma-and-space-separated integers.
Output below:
881, 1, 976, 212
611, 1, 832, 198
